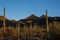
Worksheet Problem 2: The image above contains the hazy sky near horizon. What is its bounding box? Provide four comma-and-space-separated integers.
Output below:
0, 0, 60, 20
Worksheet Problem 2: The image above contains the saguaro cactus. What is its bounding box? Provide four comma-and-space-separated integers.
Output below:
46, 10, 49, 33
46, 10, 49, 40
3, 7, 6, 33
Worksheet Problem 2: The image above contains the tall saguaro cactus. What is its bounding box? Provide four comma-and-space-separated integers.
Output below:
46, 10, 49, 40
4, 7, 6, 33
46, 10, 49, 33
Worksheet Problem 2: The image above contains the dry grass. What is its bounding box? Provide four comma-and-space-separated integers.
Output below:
0, 24, 60, 40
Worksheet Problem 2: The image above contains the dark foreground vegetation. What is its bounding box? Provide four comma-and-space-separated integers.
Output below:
0, 15, 60, 40
0, 22, 60, 40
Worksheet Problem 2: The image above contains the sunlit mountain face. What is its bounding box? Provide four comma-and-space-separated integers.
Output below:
0, 16, 4, 20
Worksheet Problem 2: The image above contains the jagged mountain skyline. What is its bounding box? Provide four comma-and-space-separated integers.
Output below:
0, 14, 60, 27
0, 14, 60, 21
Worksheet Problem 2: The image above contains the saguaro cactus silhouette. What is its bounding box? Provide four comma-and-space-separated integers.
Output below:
46, 10, 49, 40
3, 7, 6, 33
46, 10, 49, 33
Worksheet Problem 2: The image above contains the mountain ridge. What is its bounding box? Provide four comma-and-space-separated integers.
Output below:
0, 14, 60, 27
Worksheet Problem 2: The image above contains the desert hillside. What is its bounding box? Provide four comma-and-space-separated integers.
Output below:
0, 14, 60, 40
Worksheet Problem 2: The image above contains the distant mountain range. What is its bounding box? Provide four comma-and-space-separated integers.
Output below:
0, 14, 60, 28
